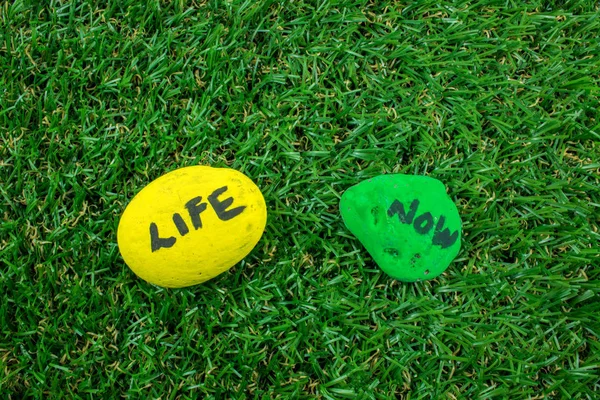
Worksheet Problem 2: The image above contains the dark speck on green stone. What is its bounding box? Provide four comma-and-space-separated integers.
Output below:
371, 206, 380, 225
384, 248, 399, 257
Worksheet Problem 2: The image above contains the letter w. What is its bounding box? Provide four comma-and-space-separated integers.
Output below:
432, 216, 459, 249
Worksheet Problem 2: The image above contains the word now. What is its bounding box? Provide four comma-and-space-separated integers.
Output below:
150, 186, 245, 252
387, 199, 458, 249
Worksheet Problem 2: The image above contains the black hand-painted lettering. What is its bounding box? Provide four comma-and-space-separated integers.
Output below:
387, 199, 419, 224
432, 216, 459, 249
185, 196, 208, 229
388, 198, 459, 249
208, 186, 246, 221
413, 212, 434, 235
150, 223, 176, 252
172, 213, 190, 236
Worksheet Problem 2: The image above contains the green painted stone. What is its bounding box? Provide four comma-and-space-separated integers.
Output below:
340, 174, 461, 282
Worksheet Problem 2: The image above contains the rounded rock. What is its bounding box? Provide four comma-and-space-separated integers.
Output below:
340, 174, 461, 282
117, 166, 267, 288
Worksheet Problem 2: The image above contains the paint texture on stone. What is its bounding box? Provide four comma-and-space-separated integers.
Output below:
340, 174, 461, 282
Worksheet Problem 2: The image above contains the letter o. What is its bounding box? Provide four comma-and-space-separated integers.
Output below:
414, 212, 434, 235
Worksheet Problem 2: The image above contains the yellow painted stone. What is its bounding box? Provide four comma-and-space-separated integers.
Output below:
117, 166, 267, 288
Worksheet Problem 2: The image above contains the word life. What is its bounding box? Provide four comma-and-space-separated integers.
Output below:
150, 186, 246, 252
387, 199, 458, 249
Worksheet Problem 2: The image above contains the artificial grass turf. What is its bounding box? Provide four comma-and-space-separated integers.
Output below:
1, 0, 600, 398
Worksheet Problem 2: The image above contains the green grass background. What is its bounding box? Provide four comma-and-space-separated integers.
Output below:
1, 0, 599, 398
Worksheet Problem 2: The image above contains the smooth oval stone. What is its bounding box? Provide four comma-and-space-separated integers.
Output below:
340, 174, 461, 282
117, 166, 267, 288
